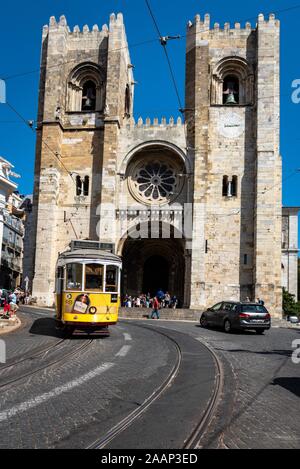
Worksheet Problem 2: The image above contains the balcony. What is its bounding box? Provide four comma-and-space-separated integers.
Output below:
1, 252, 22, 273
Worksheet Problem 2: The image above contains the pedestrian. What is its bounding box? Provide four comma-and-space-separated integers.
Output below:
150, 296, 160, 319
164, 292, 171, 308
9, 291, 19, 317
245, 296, 251, 303
171, 295, 178, 309
257, 298, 265, 306
156, 288, 165, 303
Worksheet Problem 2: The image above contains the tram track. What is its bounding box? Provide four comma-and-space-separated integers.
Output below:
183, 339, 224, 449
87, 321, 224, 450
0, 337, 66, 373
0, 337, 94, 391
87, 324, 182, 449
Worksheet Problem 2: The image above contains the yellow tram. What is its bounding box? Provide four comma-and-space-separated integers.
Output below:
55, 245, 122, 334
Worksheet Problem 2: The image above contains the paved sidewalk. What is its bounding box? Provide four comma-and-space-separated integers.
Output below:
0, 316, 21, 335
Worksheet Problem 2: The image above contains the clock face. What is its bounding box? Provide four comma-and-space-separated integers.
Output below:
217, 111, 245, 138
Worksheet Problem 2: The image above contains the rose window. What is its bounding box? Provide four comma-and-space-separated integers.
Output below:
129, 160, 183, 205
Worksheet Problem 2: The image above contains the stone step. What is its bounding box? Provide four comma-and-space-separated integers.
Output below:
119, 307, 201, 322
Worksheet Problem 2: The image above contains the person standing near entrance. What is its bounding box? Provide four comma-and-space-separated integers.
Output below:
156, 288, 165, 307
151, 297, 160, 320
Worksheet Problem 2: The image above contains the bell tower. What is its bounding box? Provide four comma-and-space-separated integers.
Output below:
186, 13, 282, 316
31, 13, 134, 306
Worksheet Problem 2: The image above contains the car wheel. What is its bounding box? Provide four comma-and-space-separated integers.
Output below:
224, 319, 232, 333
256, 329, 265, 335
200, 315, 208, 328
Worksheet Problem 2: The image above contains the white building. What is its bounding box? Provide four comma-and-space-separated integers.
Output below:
0, 157, 23, 289
282, 207, 300, 300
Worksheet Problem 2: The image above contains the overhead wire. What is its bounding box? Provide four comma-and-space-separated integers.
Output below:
1, 3, 300, 83
1, 3, 300, 218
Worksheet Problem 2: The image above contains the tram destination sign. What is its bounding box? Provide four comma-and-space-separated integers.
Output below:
71, 240, 115, 253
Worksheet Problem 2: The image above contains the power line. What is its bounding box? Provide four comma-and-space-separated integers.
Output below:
2, 37, 158, 82
1, 3, 300, 83
145, 0, 183, 110
5, 101, 76, 186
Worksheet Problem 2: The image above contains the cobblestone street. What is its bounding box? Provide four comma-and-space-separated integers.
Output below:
0, 309, 299, 449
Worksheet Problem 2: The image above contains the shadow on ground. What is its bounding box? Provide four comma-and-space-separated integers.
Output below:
29, 318, 109, 340
272, 377, 300, 398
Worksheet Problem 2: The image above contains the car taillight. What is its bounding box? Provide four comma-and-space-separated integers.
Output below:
265, 314, 271, 320
239, 313, 251, 319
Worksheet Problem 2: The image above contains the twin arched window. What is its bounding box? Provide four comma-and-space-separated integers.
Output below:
76, 176, 89, 197
223, 176, 238, 197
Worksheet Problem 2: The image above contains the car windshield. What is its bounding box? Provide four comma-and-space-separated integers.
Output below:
241, 305, 268, 313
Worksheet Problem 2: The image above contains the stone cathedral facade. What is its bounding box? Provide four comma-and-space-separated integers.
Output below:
31, 11, 284, 317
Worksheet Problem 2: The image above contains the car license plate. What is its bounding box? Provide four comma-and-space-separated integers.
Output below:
252, 320, 264, 324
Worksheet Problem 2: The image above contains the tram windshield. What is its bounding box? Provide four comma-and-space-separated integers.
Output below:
106, 265, 119, 293
66, 263, 83, 291
85, 264, 104, 291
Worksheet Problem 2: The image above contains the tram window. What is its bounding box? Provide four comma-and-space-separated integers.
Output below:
56, 267, 64, 294
66, 263, 83, 291
106, 266, 118, 293
85, 264, 104, 291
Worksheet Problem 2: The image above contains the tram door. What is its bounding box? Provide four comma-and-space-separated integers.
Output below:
56, 267, 64, 320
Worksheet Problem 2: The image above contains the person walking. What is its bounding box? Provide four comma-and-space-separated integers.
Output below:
150, 296, 160, 320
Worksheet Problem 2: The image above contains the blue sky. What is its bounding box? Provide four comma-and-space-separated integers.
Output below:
0, 1, 299, 215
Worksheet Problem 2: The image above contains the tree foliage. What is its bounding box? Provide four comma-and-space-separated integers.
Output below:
283, 288, 300, 317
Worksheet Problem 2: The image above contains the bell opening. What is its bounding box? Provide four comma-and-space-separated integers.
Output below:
82, 80, 97, 111
223, 75, 240, 105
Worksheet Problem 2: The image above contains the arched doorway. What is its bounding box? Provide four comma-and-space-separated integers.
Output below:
143, 255, 169, 296
121, 234, 186, 307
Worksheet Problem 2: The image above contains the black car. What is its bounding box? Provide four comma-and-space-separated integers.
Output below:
200, 301, 271, 334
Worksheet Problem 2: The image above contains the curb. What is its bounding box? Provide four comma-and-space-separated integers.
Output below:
0, 317, 22, 336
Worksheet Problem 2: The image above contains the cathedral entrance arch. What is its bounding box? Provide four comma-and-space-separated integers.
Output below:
121, 229, 186, 307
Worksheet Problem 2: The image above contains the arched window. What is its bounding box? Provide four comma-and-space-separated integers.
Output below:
76, 176, 90, 197
83, 176, 89, 196
222, 176, 229, 196
67, 63, 105, 113
222, 176, 238, 197
82, 81, 96, 111
125, 85, 131, 117
232, 176, 238, 197
211, 57, 254, 106
223, 75, 240, 105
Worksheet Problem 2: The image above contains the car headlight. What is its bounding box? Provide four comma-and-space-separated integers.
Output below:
89, 307, 97, 314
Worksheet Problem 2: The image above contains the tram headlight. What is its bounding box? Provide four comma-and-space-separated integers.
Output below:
89, 307, 97, 315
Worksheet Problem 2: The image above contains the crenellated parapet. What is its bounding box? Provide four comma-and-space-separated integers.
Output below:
186, 12, 279, 44
43, 15, 110, 37
126, 116, 184, 129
